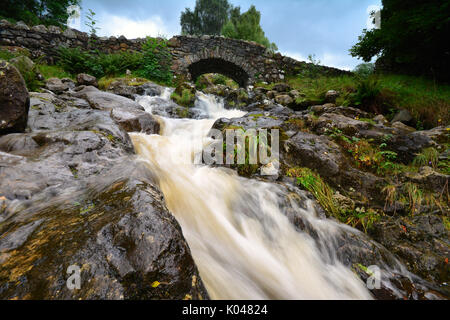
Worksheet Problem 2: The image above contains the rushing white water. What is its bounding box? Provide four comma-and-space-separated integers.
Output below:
130, 91, 375, 300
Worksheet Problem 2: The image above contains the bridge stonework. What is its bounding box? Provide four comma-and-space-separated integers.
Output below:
0, 20, 349, 87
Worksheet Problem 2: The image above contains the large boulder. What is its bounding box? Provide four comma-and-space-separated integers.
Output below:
0, 60, 30, 135
0, 162, 208, 300
0, 87, 207, 299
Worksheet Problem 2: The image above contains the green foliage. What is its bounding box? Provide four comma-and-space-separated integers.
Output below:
286, 167, 339, 217
136, 37, 173, 85
57, 46, 147, 79
265, 73, 450, 128
85, 9, 99, 37
181, 0, 231, 35
0, 0, 81, 27
350, 0, 450, 81
221, 5, 277, 51
413, 147, 440, 169
38, 64, 73, 79
170, 89, 195, 107
0, 50, 16, 61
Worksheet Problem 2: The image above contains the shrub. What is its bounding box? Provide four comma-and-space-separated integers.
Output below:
57, 47, 144, 78
57, 47, 102, 77
170, 89, 195, 107
136, 37, 173, 85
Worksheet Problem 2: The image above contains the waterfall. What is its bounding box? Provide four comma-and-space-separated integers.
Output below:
130, 90, 376, 300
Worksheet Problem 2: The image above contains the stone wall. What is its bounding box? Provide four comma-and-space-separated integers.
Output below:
0, 20, 350, 85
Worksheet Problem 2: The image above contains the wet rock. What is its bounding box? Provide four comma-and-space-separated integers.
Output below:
76, 73, 98, 87
61, 78, 76, 90
280, 181, 444, 299
45, 78, 68, 94
0, 60, 30, 135
388, 131, 436, 163
72, 86, 145, 112
283, 131, 384, 202
314, 113, 371, 136
404, 166, 449, 193
0, 167, 208, 300
370, 214, 449, 295
111, 108, 160, 135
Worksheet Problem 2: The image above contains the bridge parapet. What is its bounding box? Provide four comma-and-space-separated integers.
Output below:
0, 20, 350, 86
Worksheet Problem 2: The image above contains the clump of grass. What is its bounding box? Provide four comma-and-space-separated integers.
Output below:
286, 167, 339, 217
403, 182, 423, 215
412, 147, 440, 169
97, 75, 149, 90
171, 89, 195, 107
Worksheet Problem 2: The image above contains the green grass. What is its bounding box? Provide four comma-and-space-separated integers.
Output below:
38, 64, 73, 80
171, 89, 195, 107
257, 73, 450, 128
286, 167, 339, 217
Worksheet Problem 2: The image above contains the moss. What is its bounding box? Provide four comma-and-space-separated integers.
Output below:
171, 89, 195, 108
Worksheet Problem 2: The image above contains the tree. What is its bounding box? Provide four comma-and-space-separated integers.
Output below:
0, 0, 81, 27
221, 5, 277, 51
180, 0, 231, 36
350, 0, 450, 81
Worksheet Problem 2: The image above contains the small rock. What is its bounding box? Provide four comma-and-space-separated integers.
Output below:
391, 109, 413, 125
47, 25, 62, 34
325, 90, 339, 103
15, 21, 30, 30
275, 94, 294, 106
391, 121, 416, 132
61, 78, 75, 90
62, 28, 77, 39
31, 25, 48, 33
76, 73, 98, 87
45, 78, 68, 94
273, 83, 291, 92
289, 90, 301, 99
373, 114, 388, 125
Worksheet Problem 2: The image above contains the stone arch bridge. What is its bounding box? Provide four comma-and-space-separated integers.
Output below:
167, 35, 347, 87
0, 20, 349, 87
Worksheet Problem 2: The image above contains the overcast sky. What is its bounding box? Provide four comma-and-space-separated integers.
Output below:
72, 0, 382, 70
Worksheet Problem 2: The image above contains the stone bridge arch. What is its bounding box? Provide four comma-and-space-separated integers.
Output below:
182, 48, 257, 87
168, 36, 266, 87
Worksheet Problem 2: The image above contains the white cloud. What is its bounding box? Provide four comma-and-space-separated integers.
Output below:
282, 51, 352, 71
282, 51, 308, 63
321, 53, 353, 71
97, 14, 176, 39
